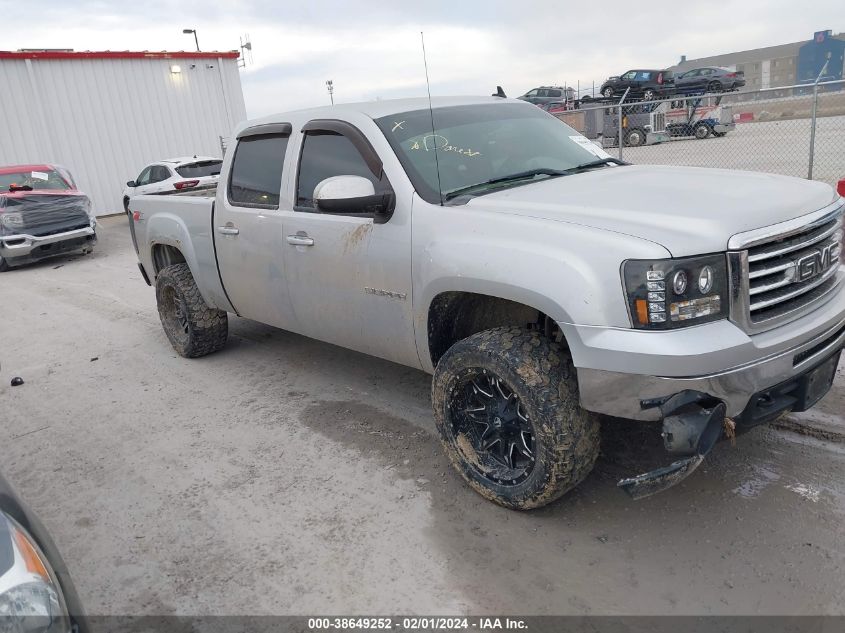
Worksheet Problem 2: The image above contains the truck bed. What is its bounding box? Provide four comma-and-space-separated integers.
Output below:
130, 189, 233, 313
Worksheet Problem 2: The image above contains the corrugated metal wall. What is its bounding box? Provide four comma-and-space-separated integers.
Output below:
0, 55, 247, 216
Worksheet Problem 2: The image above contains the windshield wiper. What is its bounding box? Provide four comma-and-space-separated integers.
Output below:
485, 167, 571, 185
563, 157, 628, 173
443, 159, 628, 203
444, 168, 568, 201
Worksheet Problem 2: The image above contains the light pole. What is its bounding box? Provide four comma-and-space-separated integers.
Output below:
182, 29, 200, 52
326, 79, 334, 105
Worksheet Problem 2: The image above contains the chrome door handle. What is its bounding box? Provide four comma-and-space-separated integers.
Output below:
217, 226, 239, 235
286, 234, 314, 246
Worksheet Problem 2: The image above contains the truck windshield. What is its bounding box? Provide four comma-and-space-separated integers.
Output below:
375, 103, 613, 204
0, 169, 71, 192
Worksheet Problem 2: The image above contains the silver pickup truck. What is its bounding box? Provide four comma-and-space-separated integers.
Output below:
129, 96, 845, 509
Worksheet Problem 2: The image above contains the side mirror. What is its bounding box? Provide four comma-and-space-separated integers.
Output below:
314, 176, 395, 223
126, 180, 136, 188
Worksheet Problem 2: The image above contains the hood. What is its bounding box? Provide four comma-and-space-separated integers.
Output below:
0, 188, 82, 199
465, 165, 838, 256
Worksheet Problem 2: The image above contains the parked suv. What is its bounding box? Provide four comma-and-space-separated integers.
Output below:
122, 156, 222, 212
518, 86, 573, 105
600, 69, 674, 101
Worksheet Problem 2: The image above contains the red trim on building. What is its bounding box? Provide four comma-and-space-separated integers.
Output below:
0, 50, 239, 60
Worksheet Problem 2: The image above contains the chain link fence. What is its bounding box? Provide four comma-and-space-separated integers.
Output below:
553, 80, 845, 187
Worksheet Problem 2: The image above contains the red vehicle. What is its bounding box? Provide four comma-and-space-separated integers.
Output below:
0, 164, 96, 271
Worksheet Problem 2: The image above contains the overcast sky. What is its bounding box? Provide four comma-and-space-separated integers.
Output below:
3, 0, 841, 117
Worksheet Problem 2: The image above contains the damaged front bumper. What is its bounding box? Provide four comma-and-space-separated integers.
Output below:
0, 225, 97, 267
617, 392, 727, 499
617, 342, 841, 498
563, 291, 845, 498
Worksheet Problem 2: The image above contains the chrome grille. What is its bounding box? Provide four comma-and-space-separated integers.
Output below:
729, 201, 844, 333
651, 112, 666, 133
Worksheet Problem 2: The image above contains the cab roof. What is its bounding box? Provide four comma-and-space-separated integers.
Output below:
238, 96, 526, 134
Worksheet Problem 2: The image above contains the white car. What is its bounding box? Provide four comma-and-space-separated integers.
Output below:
122, 156, 222, 211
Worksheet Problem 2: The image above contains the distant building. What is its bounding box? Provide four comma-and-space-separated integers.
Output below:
670, 30, 845, 92
0, 50, 246, 216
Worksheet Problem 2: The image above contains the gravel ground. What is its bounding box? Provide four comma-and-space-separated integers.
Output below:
618, 114, 845, 187
1, 216, 844, 616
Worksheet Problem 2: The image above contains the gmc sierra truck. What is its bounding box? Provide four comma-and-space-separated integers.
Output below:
128, 96, 845, 509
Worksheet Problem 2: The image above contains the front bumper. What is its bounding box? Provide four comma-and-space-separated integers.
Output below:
567, 279, 845, 421
0, 225, 96, 266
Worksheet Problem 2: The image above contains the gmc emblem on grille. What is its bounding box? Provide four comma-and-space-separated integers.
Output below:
796, 242, 840, 282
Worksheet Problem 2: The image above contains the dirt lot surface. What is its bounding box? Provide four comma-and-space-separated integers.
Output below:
2, 216, 844, 615
618, 114, 845, 187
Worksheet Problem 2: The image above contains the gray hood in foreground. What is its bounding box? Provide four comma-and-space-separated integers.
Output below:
467, 165, 838, 256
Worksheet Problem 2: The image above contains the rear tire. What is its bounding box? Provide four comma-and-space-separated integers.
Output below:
155, 263, 228, 358
431, 327, 600, 510
0, 257, 10, 273
643, 88, 656, 101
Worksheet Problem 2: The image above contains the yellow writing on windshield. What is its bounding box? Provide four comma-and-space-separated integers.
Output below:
408, 134, 481, 158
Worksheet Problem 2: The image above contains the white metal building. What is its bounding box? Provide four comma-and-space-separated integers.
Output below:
0, 50, 247, 216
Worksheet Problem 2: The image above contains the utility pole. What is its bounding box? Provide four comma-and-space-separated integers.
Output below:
326, 79, 334, 105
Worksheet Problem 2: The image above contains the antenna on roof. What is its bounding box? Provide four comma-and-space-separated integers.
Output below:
421, 31, 443, 206
238, 35, 253, 68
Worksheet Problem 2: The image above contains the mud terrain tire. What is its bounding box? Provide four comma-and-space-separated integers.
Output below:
432, 326, 600, 510
155, 263, 228, 358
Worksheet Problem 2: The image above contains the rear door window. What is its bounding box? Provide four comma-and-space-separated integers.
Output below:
548, 89, 562, 98
228, 134, 288, 208
176, 160, 223, 178
150, 166, 171, 183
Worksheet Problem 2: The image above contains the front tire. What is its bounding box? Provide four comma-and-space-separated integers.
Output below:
431, 327, 600, 510
602, 87, 614, 99
0, 256, 10, 273
625, 128, 646, 146
155, 263, 228, 357
694, 122, 713, 139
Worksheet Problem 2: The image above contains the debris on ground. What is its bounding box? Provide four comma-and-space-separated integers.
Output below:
10, 377, 24, 387
90, 357, 99, 362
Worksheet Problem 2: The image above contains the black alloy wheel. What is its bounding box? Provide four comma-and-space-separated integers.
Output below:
450, 370, 536, 486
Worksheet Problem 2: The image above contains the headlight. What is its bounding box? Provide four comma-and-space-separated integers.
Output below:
0, 213, 24, 230
623, 254, 728, 329
0, 513, 70, 633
